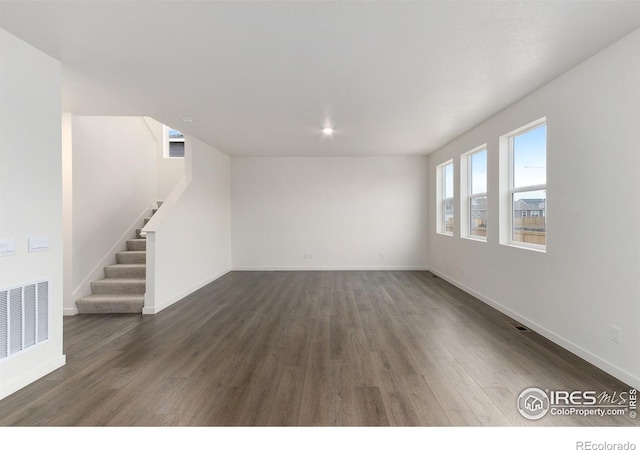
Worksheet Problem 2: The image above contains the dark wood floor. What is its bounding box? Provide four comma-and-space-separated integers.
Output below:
0, 271, 634, 426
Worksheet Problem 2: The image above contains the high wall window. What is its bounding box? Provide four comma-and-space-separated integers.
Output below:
462, 145, 487, 240
163, 125, 185, 158
504, 119, 547, 250
437, 160, 454, 235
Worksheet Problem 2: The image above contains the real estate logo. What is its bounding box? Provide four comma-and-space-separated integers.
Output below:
517, 387, 637, 420
517, 387, 550, 420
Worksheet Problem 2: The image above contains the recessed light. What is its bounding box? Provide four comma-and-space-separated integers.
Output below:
182, 117, 194, 124
322, 126, 334, 136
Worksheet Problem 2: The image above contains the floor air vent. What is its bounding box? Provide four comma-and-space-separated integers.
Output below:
508, 322, 531, 332
0, 281, 49, 361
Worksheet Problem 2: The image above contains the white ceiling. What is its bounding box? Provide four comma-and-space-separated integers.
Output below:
1, 1, 639, 156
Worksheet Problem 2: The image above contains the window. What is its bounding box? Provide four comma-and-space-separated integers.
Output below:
504, 119, 546, 250
163, 125, 185, 158
437, 160, 454, 235
462, 146, 487, 240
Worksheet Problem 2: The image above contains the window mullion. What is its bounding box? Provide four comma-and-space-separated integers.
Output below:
469, 192, 487, 200
511, 184, 546, 195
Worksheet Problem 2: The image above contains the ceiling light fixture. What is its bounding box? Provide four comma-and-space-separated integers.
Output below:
322, 126, 334, 136
182, 117, 194, 124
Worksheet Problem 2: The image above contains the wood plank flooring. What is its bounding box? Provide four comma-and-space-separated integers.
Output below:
0, 271, 635, 426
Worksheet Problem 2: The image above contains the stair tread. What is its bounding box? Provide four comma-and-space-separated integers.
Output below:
105, 263, 146, 268
104, 263, 146, 279
90, 277, 146, 295
116, 250, 146, 264
92, 278, 145, 284
76, 294, 144, 314
126, 238, 147, 251
78, 294, 144, 301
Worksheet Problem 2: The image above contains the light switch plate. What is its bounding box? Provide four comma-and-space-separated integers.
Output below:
29, 236, 49, 253
0, 239, 16, 257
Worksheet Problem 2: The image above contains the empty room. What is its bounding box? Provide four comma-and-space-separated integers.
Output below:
0, 1, 639, 446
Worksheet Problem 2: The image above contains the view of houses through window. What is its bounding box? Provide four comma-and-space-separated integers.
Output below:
442, 161, 454, 234
510, 122, 546, 247
468, 147, 487, 239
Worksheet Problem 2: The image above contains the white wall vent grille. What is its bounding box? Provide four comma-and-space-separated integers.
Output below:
0, 281, 49, 361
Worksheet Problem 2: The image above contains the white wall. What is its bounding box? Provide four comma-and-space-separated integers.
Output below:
61, 114, 73, 316
0, 28, 65, 400
427, 29, 640, 388
69, 116, 157, 311
231, 157, 429, 270
144, 136, 231, 314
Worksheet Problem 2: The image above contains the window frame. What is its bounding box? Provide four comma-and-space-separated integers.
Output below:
462, 145, 488, 241
436, 159, 454, 236
506, 119, 547, 251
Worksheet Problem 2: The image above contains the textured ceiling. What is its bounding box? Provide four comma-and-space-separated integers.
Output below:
1, 1, 639, 156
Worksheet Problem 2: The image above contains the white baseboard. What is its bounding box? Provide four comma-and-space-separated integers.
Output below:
71, 207, 152, 303
143, 268, 232, 315
428, 267, 640, 390
63, 307, 78, 316
0, 355, 66, 401
231, 266, 429, 271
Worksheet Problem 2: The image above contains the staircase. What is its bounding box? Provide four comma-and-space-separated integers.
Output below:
76, 202, 162, 314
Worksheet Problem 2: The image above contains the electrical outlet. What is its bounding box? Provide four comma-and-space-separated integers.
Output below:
611, 326, 622, 344
303, 253, 313, 259
379, 252, 385, 260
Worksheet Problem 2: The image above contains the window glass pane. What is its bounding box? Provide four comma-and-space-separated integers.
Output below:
444, 163, 454, 199
444, 198, 454, 234
470, 149, 487, 195
470, 196, 487, 238
169, 141, 185, 157
168, 128, 183, 139
512, 190, 546, 245
513, 125, 546, 188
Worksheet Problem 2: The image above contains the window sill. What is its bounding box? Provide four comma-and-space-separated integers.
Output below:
501, 242, 546, 253
462, 236, 486, 243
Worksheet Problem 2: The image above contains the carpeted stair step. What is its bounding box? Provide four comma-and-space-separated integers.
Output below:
116, 251, 146, 264
126, 239, 147, 251
136, 228, 147, 239
76, 294, 144, 314
91, 278, 146, 295
144, 217, 151, 225
104, 264, 146, 279
152, 208, 158, 215
157, 201, 163, 207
